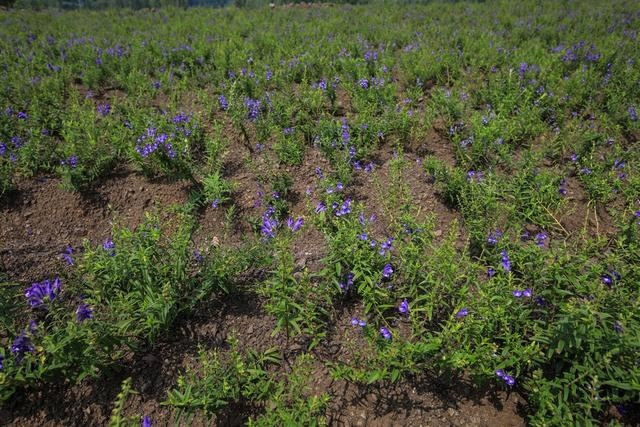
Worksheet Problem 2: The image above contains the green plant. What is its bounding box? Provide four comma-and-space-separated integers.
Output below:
166, 339, 328, 426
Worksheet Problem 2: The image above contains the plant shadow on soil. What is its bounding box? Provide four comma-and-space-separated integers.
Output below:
0, 286, 528, 426
0, 138, 533, 426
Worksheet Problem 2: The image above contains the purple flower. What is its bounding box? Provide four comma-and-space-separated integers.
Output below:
523, 288, 532, 298
629, 106, 638, 122
76, 304, 93, 322
518, 62, 528, 78
512, 289, 523, 298
496, 370, 516, 387
218, 94, 229, 111
103, 238, 115, 255
601, 273, 613, 288
348, 145, 357, 159
261, 208, 278, 239
359, 78, 369, 89
62, 245, 74, 266
315, 202, 326, 214
614, 321, 624, 334
0, 354, 3, 370
455, 308, 468, 318
97, 103, 110, 117
535, 232, 548, 247
244, 98, 261, 121
364, 50, 378, 62
261, 218, 277, 239
358, 212, 366, 226
580, 167, 593, 175
340, 273, 355, 291
172, 113, 190, 124
398, 299, 409, 315
67, 155, 78, 168
503, 375, 516, 387
379, 327, 392, 340
211, 198, 220, 209
379, 237, 394, 256
60, 155, 78, 168
487, 267, 495, 277
11, 333, 34, 361
382, 263, 394, 278
11, 136, 23, 149
500, 250, 511, 272
460, 136, 474, 148
286, 217, 304, 232
335, 198, 352, 217
558, 179, 568, 196
194, 250, 204, 263
142, 416, 152, 427
17, 111, 28, 120
25, 277, 61, 308
351, 317, 366, 327
341, 119, 350, 144
487, 230, 502, 246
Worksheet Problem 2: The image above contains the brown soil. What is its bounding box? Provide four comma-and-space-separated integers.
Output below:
350, 143, 464, 247
1, 136, 522, 426
0, 291, 526, 427
558, 176, 617, 238
0, 168, 191, 284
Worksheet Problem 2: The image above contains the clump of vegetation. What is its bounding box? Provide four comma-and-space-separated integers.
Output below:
1, 0, 639, 424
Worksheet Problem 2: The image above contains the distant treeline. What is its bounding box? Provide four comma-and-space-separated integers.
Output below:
2, 0, 482, 10
3, 0, 229, 8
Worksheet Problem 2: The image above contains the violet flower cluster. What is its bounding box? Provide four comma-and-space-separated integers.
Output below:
496, 369, 516, 387
261, 206, 278, 239
25, 277, 61, 309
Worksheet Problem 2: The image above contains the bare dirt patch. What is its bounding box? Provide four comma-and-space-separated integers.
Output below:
0, 169, 191, 284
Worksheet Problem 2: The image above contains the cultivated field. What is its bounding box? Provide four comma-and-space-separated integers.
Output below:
1, 1, 639, 425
